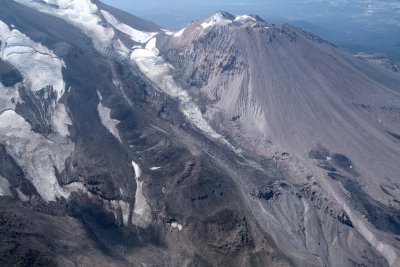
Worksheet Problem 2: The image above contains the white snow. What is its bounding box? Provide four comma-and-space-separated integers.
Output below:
107, 199, 130, 226
64, 182, 89, 194
131, 161, 152, 228
150, 166, 161, 171
162, 29, 174, 36
101, 10, 157, 44
170, 221, 183, 231
201, 12, 232, 29
16, 188, 29, 202
234, 15, 256, 23
0, 20, 65, 98
53, 104, 72, 138
14, 0, 114, 51
131, 160, 141, 179
145, 37, 159, 56
0, 110, 73, 202
113, 38, 130, 58
130, 47, 240, 153
173, 27, 185, 37
0, 20, 72, 137
0, 176, 12, 197
97, 91, 122, 143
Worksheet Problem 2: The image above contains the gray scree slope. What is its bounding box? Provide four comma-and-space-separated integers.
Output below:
0, 2, 399, 267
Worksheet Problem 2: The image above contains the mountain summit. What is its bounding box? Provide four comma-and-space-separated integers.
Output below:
0, 1, 399, 266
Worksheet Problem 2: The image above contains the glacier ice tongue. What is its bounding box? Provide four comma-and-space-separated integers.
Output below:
0, 20, 65, 99
0, 20, 72, 137
0, 110, 73, 202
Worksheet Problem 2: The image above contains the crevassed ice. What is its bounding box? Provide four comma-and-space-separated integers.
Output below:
0, 110, 73, 202
14, 0, 114, 50
173, 27, 185, 37
234, 15, 256, 23
0, 20, 65, 98
0, 20, 71, 137
0, 176, 12, 197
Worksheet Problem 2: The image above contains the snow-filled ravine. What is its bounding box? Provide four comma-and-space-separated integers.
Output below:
130, 42, 240, 153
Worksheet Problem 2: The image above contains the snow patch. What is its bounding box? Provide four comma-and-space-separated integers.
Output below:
131, 161, 152, 228
0, 20, 65, 98
145, 37, 159, 55
107, 199, 130, 226
0, 20, 72, 137
101, 10, 157, 44
97, 91, 122, 143
170, 221, 183, 231
201, 12, 232, 29
0, 176, 12, 197
53, 104, 72, 138
173, 27, 185, 37
234, 15, 256, 23
150, 166, 161, 171
0, 82, 20, 113
131, 160, 141, 179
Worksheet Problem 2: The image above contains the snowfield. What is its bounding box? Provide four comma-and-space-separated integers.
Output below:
234, 15, 257, 22
0, 110, 73, 202
0, 20, 72, 137
101, 10, 157, 44
0, 20, 65, 98
14, 0, 114, 50
201, 12, 232, 29
131, 161, 152, 228
97, 91, 122, 143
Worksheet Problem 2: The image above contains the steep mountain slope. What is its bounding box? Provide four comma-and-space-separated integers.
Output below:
158, 11, 400, 265
0, 1, 399, 266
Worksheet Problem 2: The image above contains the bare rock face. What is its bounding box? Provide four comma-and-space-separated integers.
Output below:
0, 2, 399, 267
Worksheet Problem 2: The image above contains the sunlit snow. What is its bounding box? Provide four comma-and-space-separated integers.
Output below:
0, 110, 73, 202
97, 91, 122, 143
131, 161, 152, 228
14, 0, 115, 50
201, 12, 232, 29
101, 10, 157, 44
